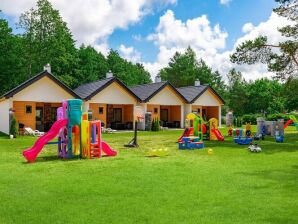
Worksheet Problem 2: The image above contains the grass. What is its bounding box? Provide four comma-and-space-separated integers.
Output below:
0, 126, 298, 224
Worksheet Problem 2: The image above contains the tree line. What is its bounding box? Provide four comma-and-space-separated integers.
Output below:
1, 0, 298, 116
0, 0, 151, 96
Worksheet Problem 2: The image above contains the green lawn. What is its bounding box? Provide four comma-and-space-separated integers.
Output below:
0, 127, 298, 224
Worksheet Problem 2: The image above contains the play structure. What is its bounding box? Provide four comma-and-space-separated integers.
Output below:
177, 113, 224, 150
178, 113, 205, 149
23, 99, 117, 163
256, 117, 285, 142
284, 115, 298, 130
178, 113, 224, 143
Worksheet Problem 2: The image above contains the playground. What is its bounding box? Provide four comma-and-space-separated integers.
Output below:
0, 125, 297, 224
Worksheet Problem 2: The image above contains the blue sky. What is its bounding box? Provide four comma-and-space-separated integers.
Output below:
0, 0, 285, 80
109, 0, 277, 62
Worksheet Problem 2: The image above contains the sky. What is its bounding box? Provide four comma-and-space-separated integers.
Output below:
0, 0, 292, 81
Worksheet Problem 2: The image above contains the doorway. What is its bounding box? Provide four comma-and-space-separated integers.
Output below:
36, 107, 44, 131
113, 108, 122, 122
160, 109, 168, 124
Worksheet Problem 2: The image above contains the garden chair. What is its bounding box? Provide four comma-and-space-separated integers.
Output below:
24, 127, 45, 136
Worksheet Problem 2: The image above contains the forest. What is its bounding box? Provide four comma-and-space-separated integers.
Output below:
1, 0, 298, 117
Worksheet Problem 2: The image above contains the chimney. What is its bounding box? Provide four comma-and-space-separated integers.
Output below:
195, 79, 200, 86
106, 70, 113, 78
44, 63, 51, 73
155, 74, 161, 83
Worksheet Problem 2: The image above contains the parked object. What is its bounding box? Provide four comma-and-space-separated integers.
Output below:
24, 127, 45, 137
248, 143, 261, 152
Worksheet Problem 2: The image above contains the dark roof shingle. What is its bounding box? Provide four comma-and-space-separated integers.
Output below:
130, 81, 168, 101
74, 77, 141, 101
176, 85, 209, 103
74, 77, 114, 99
177, 85, 224, 104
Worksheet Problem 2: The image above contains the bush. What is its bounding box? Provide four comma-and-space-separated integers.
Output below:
266, 113, 290, 121
9, 115, 18, 138
151, 118, 160, 131
242, 114, 263, 125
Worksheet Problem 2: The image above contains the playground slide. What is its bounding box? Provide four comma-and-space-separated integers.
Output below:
284, 119, 293, 129
102, 141, 117, 156
23, 119, 68, 162
178, 127, 192, 142
289, 115, 298, 123
211, 129, 224, 141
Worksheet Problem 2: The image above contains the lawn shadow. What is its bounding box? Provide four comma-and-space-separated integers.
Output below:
22, 155, 81, 164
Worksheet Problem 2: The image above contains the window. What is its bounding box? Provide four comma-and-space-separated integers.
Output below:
98, 107, 104, 114
197, 108, 201, 114
26, 105, 32, 114
154, 108, 158, 113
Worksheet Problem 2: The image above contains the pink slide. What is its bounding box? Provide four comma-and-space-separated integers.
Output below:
212, 129, 224, 141
23, 119, 68, 162
102, 141, 117, 156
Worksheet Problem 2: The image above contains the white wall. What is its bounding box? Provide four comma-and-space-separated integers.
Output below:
192, 89, 222, 106
148, 86, 184, 105
89, 82, 137, 105
0, 99, 10, 134
12, 76, 74, 102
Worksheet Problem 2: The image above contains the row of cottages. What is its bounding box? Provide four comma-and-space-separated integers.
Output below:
0, 68, 224, 135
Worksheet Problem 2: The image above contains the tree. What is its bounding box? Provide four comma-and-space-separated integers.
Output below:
246, 79, 285, 114
283, 77, 298, 111
0, 16, 26, 96
230, 0, 298, 79
226, 69, 248, 116
160, 47, 226, 92
160, 47, 199, 87
18, 0, 78, 87
75, 45, 109, 86
107, 50, 151, 86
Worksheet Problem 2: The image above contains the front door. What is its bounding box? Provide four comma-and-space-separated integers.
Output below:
160, 109, 168, 125
113, 108, 122, 123
36, 107, 44, 131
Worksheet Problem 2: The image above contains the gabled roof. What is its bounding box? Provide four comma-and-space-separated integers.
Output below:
130, 81, 187, 103
177, 85, 225, 104
2, 70, 80, 99
74, 77, 142, 101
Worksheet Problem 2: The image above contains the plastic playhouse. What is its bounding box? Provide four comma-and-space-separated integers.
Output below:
23, 99, 117, 163
178, 113, 224, 143
178, 113, 205, 150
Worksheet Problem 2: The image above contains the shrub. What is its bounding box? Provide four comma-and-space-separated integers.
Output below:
9, 115, 18, 138
151, 118, 160, 131
242, 114, 263, 125
266, 113, 290, 121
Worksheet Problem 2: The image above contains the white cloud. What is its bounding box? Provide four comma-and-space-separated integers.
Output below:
220, 0, 231, 6
0, 1, 293, 82
132, 34, 142, 41
144, 10, 229, 79
236, 12, 292, 47
242, 23, 254, 33
119, 44, 141, 63
144, 10, 293, 81
0, 0, 177, 47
